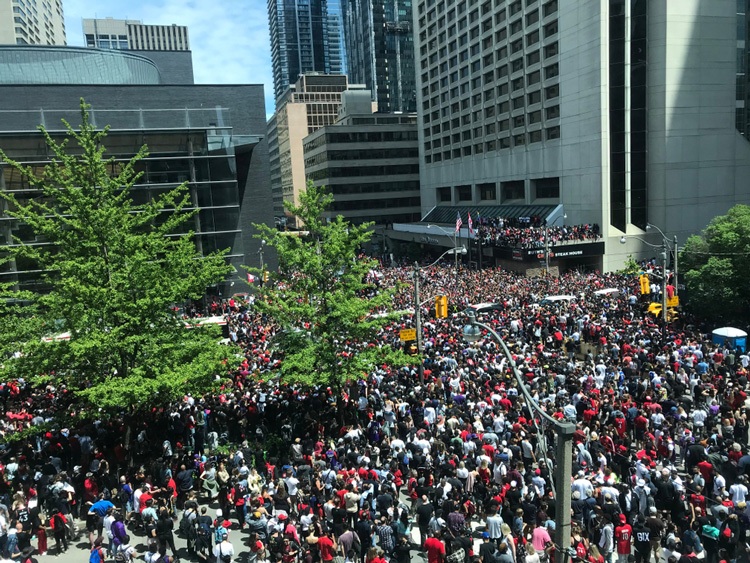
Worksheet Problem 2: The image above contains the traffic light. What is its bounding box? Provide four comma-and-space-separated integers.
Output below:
435, 295, 448, 318
262, 270, 269, 283
639, 274, 650, 295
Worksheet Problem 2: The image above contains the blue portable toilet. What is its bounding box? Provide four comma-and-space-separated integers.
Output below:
712, 327, 748, 352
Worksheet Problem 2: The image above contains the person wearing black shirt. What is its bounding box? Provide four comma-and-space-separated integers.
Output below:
416, 497, 435, 548
394, 535, 411, 563
632, 515, 651, 563
478, 533, 498, 563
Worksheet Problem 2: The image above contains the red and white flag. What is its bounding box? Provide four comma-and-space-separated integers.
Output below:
468, 211, 474, 237
247, 272, 256, 283
455, 211, 463, 233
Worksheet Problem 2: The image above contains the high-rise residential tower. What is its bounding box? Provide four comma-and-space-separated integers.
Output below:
342, 0, 417, 113
0, 0, 66, 45
267, 0, 344, 103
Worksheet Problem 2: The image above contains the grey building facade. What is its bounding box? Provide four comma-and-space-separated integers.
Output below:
413, 0, 750, 271
303, 92, 421, 225
342, 0, 417, 113
0, 57, 271, 295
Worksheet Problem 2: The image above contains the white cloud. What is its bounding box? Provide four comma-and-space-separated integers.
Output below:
63, 0, 274, 117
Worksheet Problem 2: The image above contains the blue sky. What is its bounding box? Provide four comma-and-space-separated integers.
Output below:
63, 0, 275, 118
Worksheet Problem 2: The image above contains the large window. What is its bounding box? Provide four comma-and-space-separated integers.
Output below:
501, 180, 525, 201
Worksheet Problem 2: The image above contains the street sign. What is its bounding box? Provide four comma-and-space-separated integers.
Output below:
667, 295, 679, 308
399, 328, 416, 341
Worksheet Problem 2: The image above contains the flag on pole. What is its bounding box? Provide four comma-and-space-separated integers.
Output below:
247, 272, 256, 283
468, 211, 474, 237
455, 211, 463, 233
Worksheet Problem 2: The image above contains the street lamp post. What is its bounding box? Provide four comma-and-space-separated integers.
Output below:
462, 309, 575, 563
544, 214, 567, 275
413, 246, 466, 385
427, 224, 461, 287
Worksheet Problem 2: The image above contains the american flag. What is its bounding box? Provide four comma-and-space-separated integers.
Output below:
455, 211, 463, 233
468, 211, 474, 237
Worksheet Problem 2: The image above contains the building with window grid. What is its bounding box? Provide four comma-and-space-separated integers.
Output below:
267, 73, 373, 225
342, 0, 417, 113
303, 90, 421, 227
0, 0, 65, 45
82, 18, 190, 52
0, 47, 271, 295
414, 0, 750, 271
267, 0, 345, 103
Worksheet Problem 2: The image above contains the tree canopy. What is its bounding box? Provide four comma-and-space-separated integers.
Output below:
680, 204, 750, 322
0, 100, 235, 416
250, 182, 412, 389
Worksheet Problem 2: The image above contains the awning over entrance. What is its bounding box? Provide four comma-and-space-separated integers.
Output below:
422, 204, 559, 224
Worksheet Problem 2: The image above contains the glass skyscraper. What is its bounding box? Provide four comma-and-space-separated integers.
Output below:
342, 0, 416, 113
268, 0, 344, 103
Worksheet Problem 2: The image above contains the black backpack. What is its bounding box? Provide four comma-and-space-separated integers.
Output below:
179, 510, 195, 539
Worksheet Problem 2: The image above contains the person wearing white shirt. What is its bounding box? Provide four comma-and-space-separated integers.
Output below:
730, 478, 748, 504
572, 473, 593, 499
713, 473, 727, 498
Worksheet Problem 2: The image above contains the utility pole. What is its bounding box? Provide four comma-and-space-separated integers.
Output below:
673, 235, 678, 295
413, 261, 424, 385
661, 244, 668, 334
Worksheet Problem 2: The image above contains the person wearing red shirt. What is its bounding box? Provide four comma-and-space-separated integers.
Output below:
615, 514, 633, 563
424, 531, 446, 563
317, 531, 337, 562
633, 412, 649, 441
697, 459, 714, 489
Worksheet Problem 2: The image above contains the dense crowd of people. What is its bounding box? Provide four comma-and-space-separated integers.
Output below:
475, 218, 601, 250
0, 262, 749, 563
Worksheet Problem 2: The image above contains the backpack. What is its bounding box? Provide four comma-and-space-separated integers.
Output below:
197, 520, 212, 540
114, 544, 130, 563
446, 547, 465, 563
575, 540, 587, 560
179, 510, 195, 538
214, 525, 225, 545
90, 547, 104, 563
117, 487, 130, 506
701, 525, 719, 541
219, 544, 232, 563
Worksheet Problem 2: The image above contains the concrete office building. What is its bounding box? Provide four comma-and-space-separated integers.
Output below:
0, 0, 66, 45
82, 18, 190, 51
267, 0, 345, 102
304, 90, 421, 228
267, 73, 373, 225
413, 0, 750, 271
342, 0, 417, 113
0, 47, 271, 295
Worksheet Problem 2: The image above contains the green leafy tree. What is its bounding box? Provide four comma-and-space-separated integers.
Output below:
680, 204, 750, 322
617, 255, 642, 276
250, 182, 411, 390
0, 100, 235, 415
